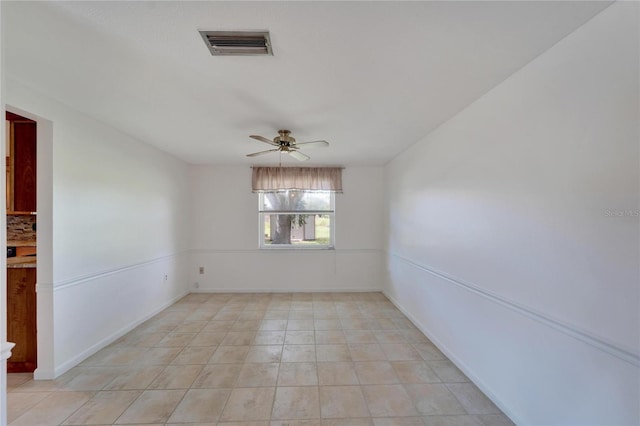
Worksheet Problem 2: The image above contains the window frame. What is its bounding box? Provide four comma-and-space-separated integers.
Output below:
258, 190, 335, 250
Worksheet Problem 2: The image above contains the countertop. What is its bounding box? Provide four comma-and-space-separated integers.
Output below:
7, 240, 36, 247
7, 256, 36, 268
7, 241, 37, 268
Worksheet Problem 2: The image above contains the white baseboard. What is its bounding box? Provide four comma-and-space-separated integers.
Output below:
33, 367, 54, 380
52, 290, 189, 378
382, 290, 522, 426
191, 286, 383, 293
386, 253, 638, 367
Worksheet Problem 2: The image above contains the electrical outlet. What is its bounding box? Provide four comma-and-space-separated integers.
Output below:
199, 267, 205, 274
164, 274, 168, 281
194, 282, 200, 289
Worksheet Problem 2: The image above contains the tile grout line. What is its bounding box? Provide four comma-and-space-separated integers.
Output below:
6, 292, 511, 425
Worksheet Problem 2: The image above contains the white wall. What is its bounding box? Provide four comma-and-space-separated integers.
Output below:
5, 80, 191, 378
189, 165, 385, 292
384, 3, 639, 425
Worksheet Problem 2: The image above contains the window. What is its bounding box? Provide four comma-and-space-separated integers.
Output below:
259, 190, 335, 249
252, 166, 342, 249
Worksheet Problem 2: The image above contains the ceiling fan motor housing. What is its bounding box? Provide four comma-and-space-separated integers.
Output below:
276, 130, 295, 146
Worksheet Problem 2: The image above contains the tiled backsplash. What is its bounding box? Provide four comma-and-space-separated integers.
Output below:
7, 215, 36, 241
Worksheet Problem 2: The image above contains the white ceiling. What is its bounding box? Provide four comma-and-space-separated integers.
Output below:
3, 1, 611, 166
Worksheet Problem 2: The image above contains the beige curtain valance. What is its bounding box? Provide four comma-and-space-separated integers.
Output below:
252, 167, 343, 192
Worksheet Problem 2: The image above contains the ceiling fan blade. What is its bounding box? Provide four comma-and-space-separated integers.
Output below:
288, 150, 310, 161
295, 140, 329, 147
250, 135, 278, 146
246, 148, 280, 157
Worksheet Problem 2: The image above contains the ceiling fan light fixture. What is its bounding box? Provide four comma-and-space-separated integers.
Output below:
199, 30, 273, 56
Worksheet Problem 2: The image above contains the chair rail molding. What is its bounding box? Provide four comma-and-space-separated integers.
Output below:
387, 252, 640, 367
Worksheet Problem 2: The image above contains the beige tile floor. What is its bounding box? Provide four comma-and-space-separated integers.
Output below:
7, 292, 515, 425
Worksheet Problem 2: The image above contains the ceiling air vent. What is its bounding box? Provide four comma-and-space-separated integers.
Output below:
199, 30, 273, 56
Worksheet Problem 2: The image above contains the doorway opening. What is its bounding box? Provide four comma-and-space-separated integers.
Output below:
4, 106, 53, 380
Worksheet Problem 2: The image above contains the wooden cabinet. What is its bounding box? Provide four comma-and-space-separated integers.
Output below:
6, 112, 37, 213
6, 268, 37, 373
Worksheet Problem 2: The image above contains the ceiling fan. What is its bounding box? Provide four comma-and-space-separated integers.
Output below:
246, 130, 329, 161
